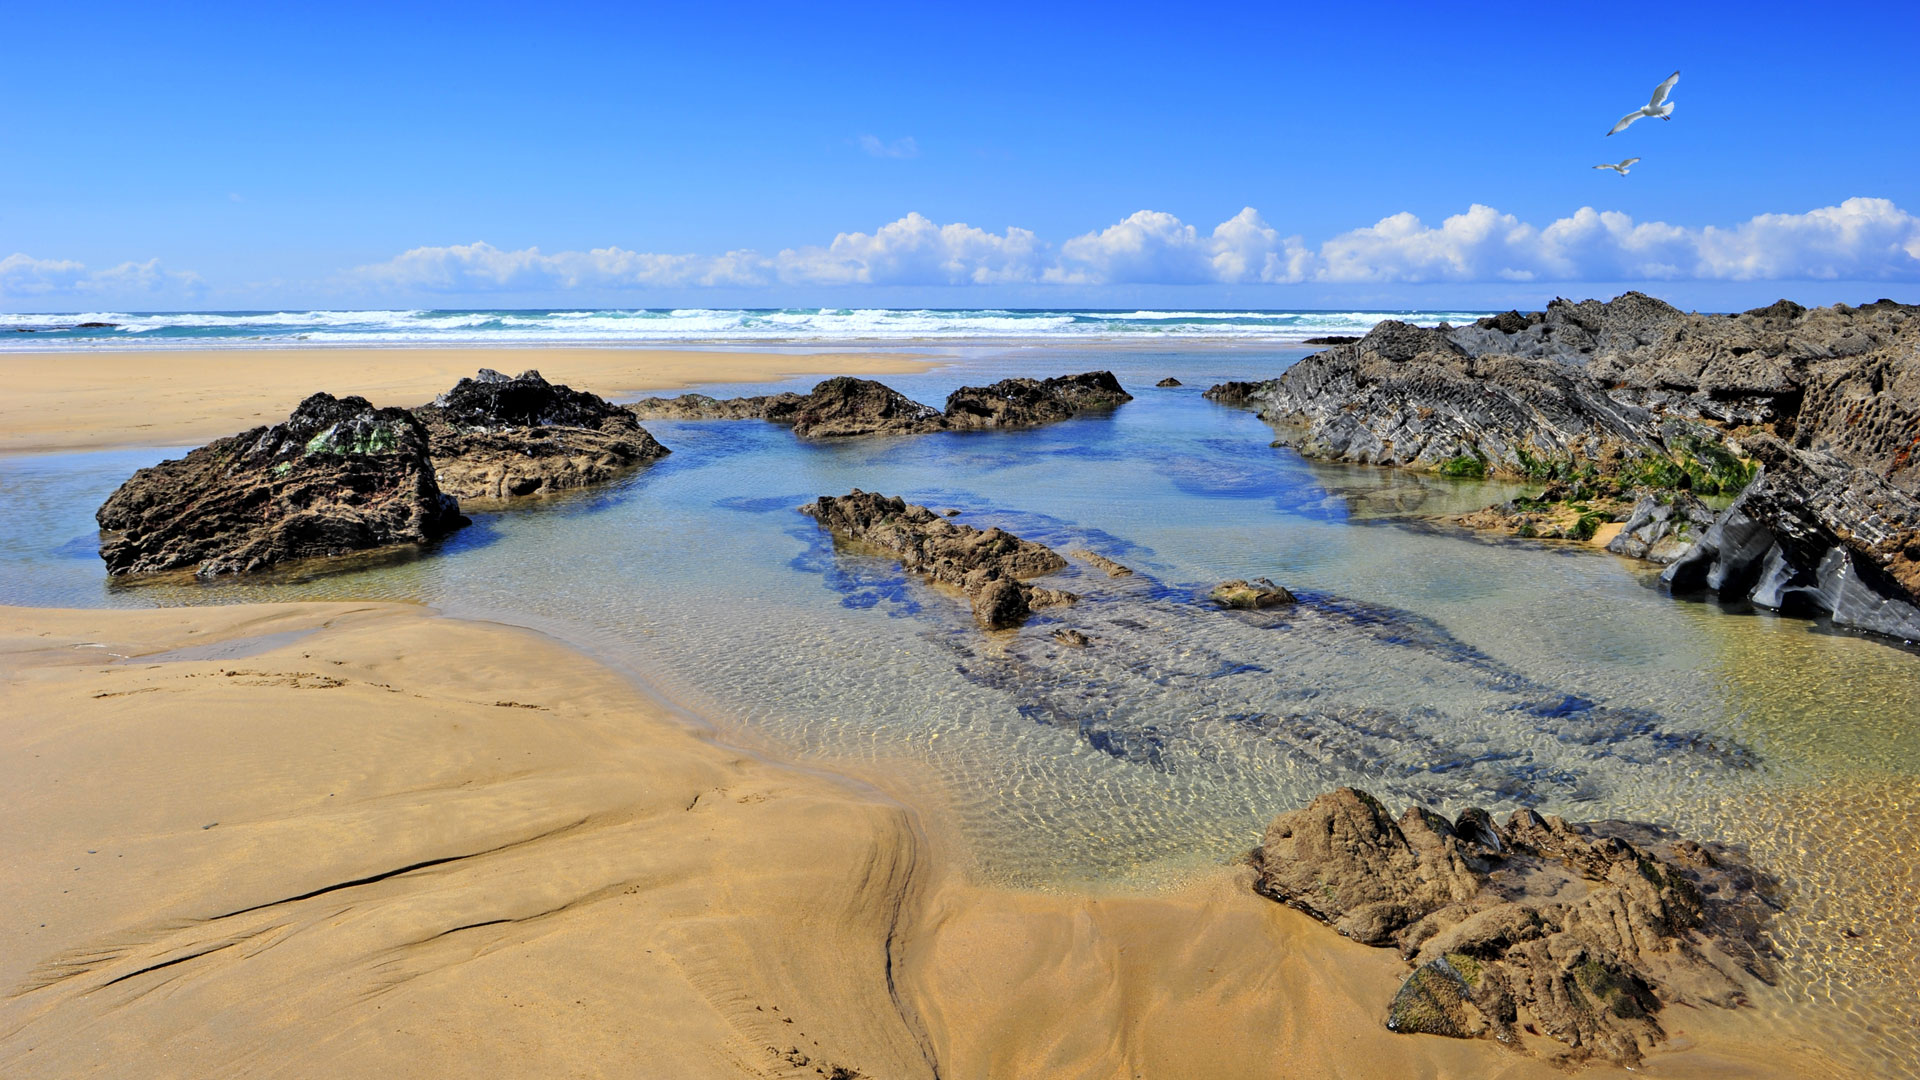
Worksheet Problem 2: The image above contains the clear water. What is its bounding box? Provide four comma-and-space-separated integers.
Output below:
3, 344, 1917, 1074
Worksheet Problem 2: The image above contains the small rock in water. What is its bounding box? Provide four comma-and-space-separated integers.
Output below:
1208, 578, 1296, 609
1156, 377, 1182, 387
1050, 628, 1091, 648
1071, 549, 1133, 577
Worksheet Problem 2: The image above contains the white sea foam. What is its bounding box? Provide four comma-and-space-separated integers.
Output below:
0, 306, 1493, 349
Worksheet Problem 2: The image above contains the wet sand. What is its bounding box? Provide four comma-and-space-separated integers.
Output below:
0, 346, 933, 454
0, 601, 1839, 1078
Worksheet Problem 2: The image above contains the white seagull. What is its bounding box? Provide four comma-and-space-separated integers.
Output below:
1607, 71, 1680, 136
1593, 157, 1641, 176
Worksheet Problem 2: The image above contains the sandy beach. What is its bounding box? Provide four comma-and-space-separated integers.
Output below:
0, 600, 1830, 1079
0, 347, 933, 455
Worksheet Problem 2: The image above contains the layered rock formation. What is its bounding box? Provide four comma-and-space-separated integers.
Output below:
800, 490, 1075, 629
97, 393, 467, 576
1662, 435, 1920, 638
1252, 788, 1778, 1067
413, 369, 669, 502
631, 372, 1131, 438
1210, 295, 1920, 640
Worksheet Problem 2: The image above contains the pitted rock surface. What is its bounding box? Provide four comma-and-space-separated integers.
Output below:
97, 393, 466, 576
413, 370, 669, 501
1251, 788, 1779, 1067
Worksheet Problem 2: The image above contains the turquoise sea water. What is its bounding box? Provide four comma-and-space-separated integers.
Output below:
2, 343, 1916, 1074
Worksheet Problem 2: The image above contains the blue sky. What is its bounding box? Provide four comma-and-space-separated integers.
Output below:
4, 0, 1917, 311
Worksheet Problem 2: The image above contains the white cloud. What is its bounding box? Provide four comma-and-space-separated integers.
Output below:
857, 134, 918, 159
346, 198, 1920, 295
0, 253, 201, 299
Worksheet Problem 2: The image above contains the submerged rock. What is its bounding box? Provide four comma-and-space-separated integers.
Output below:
1209, 578, 1297, 609
800, 490, 1076, 629
97, 393, 466, 576
413, 369, 669, 501
1252, 788, 1780, 1067
942, 371, 1132, 429
1071, 549, 1134, 577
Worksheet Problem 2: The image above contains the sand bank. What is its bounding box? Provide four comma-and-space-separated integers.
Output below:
0, 602, 1836, 1078
0, 347, 933, 455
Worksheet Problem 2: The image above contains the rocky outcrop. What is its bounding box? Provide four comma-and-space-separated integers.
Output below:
941, 371, 1133, 430
1156, 377, 1183, 387
413, 369, 669, 501
632, 372, 1132, 437
97, 393, 466, 576
1662, 435, 1920, 639
1209, 579, 1296, 609
1212, 294, 1920, 641
800, 490, 1075, 629
787, 376, 946, 438
1252, 788, 1778, 1067
628, 391, 806, 421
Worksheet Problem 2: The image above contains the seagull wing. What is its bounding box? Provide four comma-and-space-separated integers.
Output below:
1607, 111, 1641, 136
1593, 163, 1611, 170
1622, 157, 1641, 168
1650, 70, 1680, 107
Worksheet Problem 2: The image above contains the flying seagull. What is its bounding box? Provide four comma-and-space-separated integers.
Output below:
1593, 157, 1641, 176
1607, 71, 1680, 135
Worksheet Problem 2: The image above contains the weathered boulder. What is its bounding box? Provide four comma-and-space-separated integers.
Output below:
1606, 491, 1718, 564
800, 490, 1075, 629
942, 371, 1132, 429
1252, 788, 1779, 1067
787, 376, 946, 438
413, 369, 669, 501
1209, 579, 1297, 609
1662, 436, 1920, 639
97, 393, 467, 576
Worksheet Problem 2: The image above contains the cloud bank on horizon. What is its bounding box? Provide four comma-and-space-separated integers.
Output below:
6, 198, 1919, 304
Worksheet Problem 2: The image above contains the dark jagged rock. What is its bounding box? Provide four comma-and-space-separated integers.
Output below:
1606, 491, 1718, 564
628, 391, 807, 421
1200, 381, 1268, 407
942, 371, 1132, 430
787, 376, 946, 438
800, 490, 1075, 629
1209, 579, 1296, 609
1252, 788, 1779, 1067
1302, 334, 1361, 345
412, 369, 669, 502
1156, 377, 1183, 387
96, 393, 466, 576
1663, 436, 1920, 639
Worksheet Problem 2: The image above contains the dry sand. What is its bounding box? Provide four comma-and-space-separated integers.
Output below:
0, 602, 1840, 1079
0, 346, 933, 455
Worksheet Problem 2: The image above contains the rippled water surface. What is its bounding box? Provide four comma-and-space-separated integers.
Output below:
4, 344, 1917, 1074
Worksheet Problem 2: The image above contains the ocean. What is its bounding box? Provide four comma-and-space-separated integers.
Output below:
0, 307, 1497, 347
